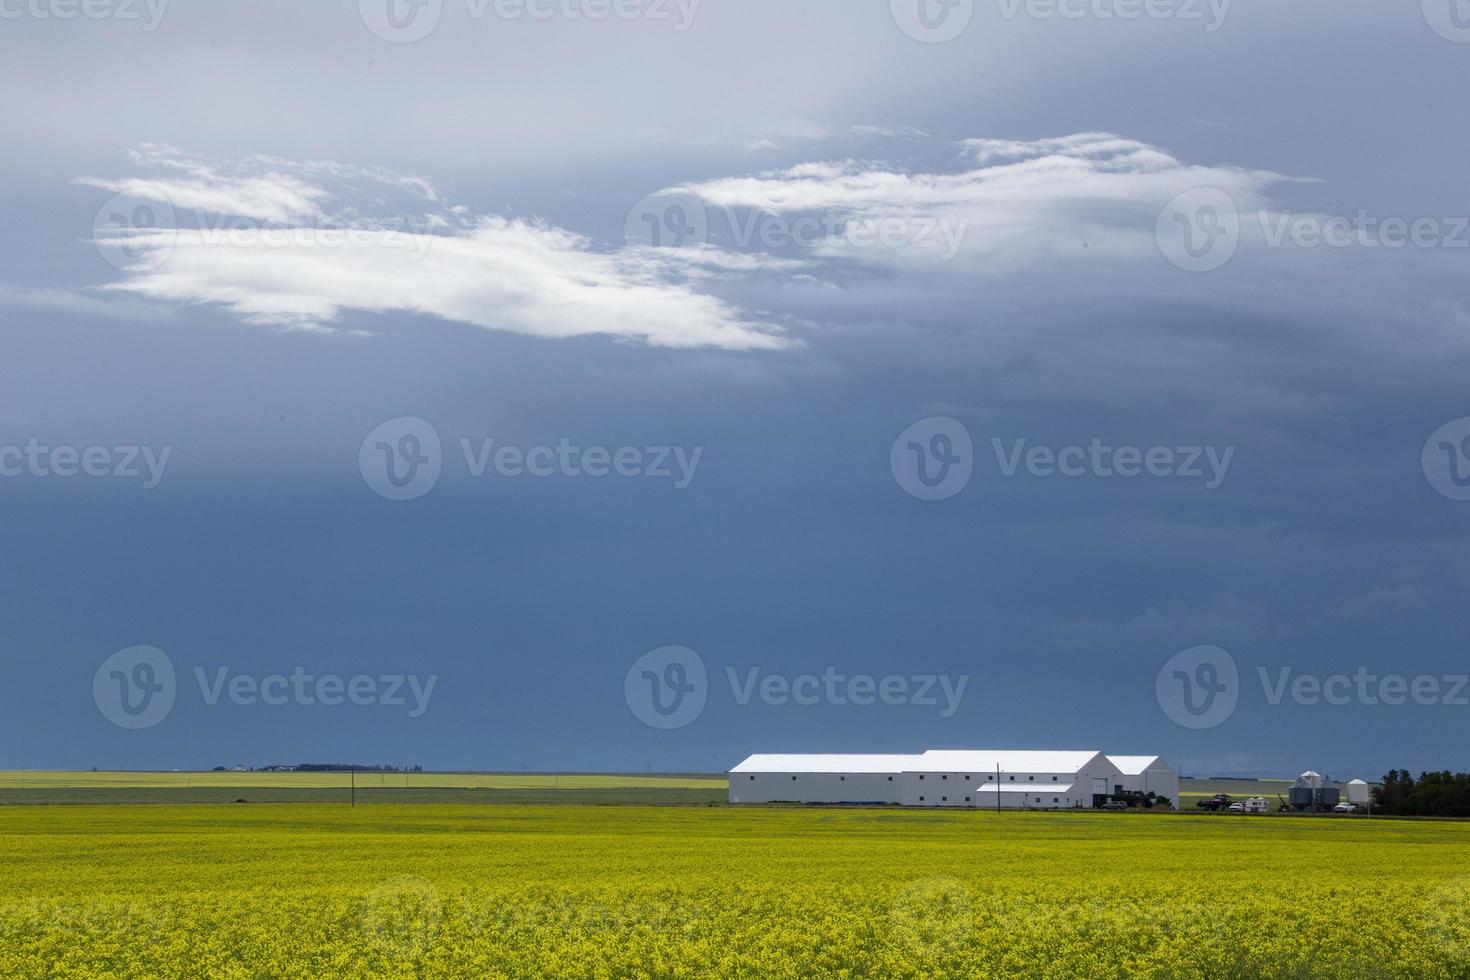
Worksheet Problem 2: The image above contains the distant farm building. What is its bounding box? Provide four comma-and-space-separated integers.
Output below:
729, 749, 1179, 809
1107, 755, 1181, 808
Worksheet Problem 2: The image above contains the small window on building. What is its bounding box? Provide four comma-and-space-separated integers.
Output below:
1028, 776, 1034, 781
1052, 776, 1059, 781
792, 775, 797, 780
919, 796, 925, 802
1009, 775, 1015, 781
840, 776, 845, 781
887, 776, 893, 781
749, 776, 755, 781
1053, 797, 1059, 803
941, 796, 947, 802
942, 775, 947, 780
1035, 797, 1042, 803
919, 774, 925, 780
965, 796, 971, 803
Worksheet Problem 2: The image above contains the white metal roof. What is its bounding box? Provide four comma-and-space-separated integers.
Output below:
912, 750, 1104, 774
729, 754, 920, 774
1107, 755, 1166, 776
977, 782, 1074, 793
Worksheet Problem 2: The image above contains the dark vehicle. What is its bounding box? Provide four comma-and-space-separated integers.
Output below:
1196, 795, 1232, 811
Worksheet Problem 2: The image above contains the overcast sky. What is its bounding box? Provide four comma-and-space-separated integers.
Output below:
2, 0, 1469, 778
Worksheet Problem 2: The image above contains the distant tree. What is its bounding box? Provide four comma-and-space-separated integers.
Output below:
1373, 770, 1470, 817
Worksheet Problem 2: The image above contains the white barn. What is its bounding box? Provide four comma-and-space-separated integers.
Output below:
728, 754, 916, 804
1106, 755, 1181, 810
903, 750, 1124, 809
728, 748, 1164, 809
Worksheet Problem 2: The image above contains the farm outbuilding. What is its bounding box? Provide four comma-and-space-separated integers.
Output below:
1346, 779, 1370, 804
903, 750, 1123, 810
729, 748, 1172, 809
1106, 755, 1181, 810
727, 754, 916, 804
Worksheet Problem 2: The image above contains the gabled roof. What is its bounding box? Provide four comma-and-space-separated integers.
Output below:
912, 750, 1104, 774
1106, 755, 1168, 775
729, 754, 919, 774
978, 782, 1074, 794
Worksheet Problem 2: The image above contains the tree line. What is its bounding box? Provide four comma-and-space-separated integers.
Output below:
1373, 770, 1470, 817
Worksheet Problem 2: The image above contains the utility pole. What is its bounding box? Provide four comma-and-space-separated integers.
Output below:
996, 765, 1001, 815
350, 770, 356, 807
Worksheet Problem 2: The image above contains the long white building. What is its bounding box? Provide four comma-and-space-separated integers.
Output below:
729, 749, 1180, 809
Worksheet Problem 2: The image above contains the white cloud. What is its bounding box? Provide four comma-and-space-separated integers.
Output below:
674, 133, 1288, 272
83, 148, 791, 350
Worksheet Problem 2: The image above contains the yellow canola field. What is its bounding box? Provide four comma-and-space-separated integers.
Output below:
2, 804, 1469, 978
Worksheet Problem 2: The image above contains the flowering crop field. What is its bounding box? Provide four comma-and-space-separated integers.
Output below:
3, 804, 1470, 978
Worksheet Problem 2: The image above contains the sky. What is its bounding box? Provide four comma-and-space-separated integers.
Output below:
2, 0, 1469, 778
